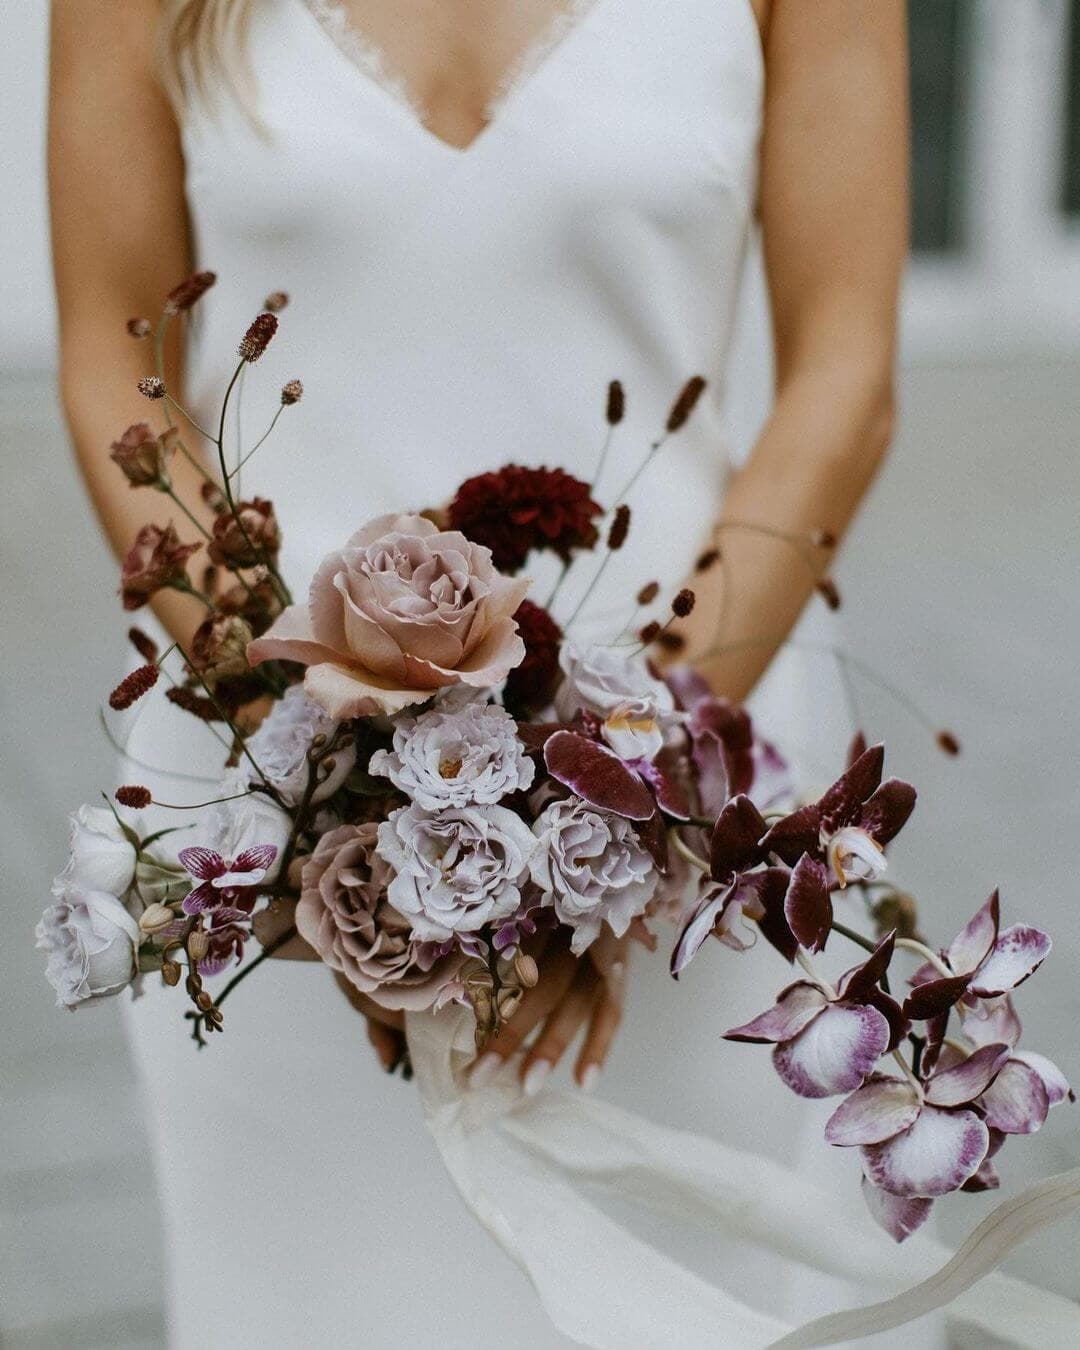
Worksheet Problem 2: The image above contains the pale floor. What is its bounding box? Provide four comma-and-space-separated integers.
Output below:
3, 358, 1079, 1347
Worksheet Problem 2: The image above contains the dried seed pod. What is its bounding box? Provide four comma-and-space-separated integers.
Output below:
195, 989, 214, 1012
162, 959, 182, 986
639, 620, 661, 645
695, 547, 721, 572
280, 378, 303, 405
164, 270, 217, 314
139, 903, 176, 936
671, 587, 696, 618
665, 375, 707, 432
497, 988, 523, 1021
514, 953, 539, 988
238, 312, 278, 362
606, 379, 625, 425
607, 504, 631, 551
636, 580, 660, 606
127, 317, 152, 339
936, 730, 961, 756
127, 626, 159, 663
263, 290, 289, 312
816, 578, 841, 610
187, 930, 211, 962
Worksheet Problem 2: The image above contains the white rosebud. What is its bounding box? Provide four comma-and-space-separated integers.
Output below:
37, 886, 140, 1007
56, 805, 137, 898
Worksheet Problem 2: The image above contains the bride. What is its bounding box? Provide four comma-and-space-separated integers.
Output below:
46, 1, 947, 1345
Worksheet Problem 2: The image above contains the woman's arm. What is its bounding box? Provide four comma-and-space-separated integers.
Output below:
49, 0, 212, 648
673, 0, 909, 700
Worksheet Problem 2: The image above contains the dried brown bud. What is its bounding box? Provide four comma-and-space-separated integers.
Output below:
137, 375, 166, 400
164, 271, 217, 315
116, 784, 152, 809
871, 892, 920, 941
514, 953, 539, 988
636, 580, 660, 606
666, 375, 707, 432
200, 481, 227, 515
280, 378, 303, 405
606, 379, 625, 425
110, 422, 178, 489
161, 959, 182, 986
815, 578, 842, 611
655, 631, 686, 653
208, 497, 280, 568
497, 988, 523, 1021
695, 547, 721, 572
607, 504, 631, 551
639, 620, 661, 645
936, 729, 961, 757
190, 614, 254, 687
811, 528, 837, 549
120, 523, 200, 612
187, 930, 211, 962
165, 685, 223, 721
671, 587, 696, 618
109, 663, 160, 710
195, 989, 214, 1012
263, 290, 289, 313
127, 318, 152, 339
238, 312, 278, 363
127, 626, 159, 664
139, 903, 176, 936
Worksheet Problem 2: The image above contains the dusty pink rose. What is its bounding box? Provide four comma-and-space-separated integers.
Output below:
247, 514, 529, 718
297, 823, 462, 1011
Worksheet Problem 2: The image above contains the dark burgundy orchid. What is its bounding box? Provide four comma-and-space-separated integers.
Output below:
541, 727, 690, 826
759, 745, 916, 952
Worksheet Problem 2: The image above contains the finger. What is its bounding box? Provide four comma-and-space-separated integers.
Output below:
333, 971, 405, 1031
366, 1018, 405, 1072
575, 988, 624, 1091
469, 955, 576, 1084
521, 961, 600, 1092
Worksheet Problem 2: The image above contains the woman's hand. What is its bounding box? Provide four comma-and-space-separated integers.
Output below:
469, 928, 629, 1095
253, 898, 409, 1073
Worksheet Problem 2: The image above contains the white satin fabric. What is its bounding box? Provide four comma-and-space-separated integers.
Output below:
119, 1, 1080, 1344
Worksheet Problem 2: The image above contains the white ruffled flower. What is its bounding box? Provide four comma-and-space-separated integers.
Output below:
37, 884, 140, 1007
530, 797, 657, 955
377, 802, 536, 943
556, 642, 675, 727
56, 805, 137, 897
369, 695, 534, 809
243, 685, 356, 805
202, 770, 292, 881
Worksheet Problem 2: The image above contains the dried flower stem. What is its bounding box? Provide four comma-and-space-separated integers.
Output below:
891, 1048, 923, 1094
163, 394, 216, 443
670, 831, 710, 873
163, 487, 212, 541
229, 404, 286, 480
186, 922, 298, 1048
895, 936, 952, 977
152, 312, 217, 487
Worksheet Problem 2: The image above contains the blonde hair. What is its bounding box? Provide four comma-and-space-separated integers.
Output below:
159, 0, 259, 116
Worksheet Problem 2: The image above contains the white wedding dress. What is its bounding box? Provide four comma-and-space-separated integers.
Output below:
121, 2, 1080, 1346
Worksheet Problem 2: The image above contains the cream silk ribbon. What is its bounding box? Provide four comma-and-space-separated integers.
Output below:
406, 1006, 1080, 1349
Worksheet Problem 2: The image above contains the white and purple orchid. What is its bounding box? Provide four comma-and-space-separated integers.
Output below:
178, 844, 280, 917
760, 744, 916, 952
723, 933, 906, 1099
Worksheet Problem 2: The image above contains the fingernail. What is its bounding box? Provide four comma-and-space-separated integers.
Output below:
523, 1060, 551, 1097
469, 1052, 501, 1088
580, 1064, 600, 1093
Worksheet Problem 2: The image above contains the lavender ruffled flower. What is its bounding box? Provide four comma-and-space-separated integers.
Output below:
369, 694, 534, 810
37, 887, 141, 1007
377, 803, 536, 944
244, 685, 356, 805
529, 797, 657, 955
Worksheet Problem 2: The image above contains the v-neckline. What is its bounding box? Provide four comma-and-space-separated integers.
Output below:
296, 0, 611, 157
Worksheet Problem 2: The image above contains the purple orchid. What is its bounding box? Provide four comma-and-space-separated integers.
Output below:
670, 795, 794, 976
723, 932, 904, 1099
960, 996, 1073, 1137
178, 844, 279, 917
759, 745, 916, 952
541, 727, 690, 824
904, 891, 1052, 1020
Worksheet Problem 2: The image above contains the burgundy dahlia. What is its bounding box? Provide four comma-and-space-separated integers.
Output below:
447, 465, 602, 573
503, 600, 563, 718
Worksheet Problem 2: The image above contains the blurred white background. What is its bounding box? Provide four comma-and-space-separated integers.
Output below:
4, 2, 1080, 1347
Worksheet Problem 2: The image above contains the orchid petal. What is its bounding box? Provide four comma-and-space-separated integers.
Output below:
924, 1042, 1010, 1107
902, 973, 972, 1022
947, 891, 999, 976
748, 867, 798, 963
783, 854, 832, 953
839, 931, 896, 1003
670, 882, 734, 979
960, 996, 1022, 1049
177, 847, 225, 880
861, 1176, 934, 1243
970, 924, 1052, 998
859, 777, 916, 846
634, 757, 690, 820
978, 1059, 1051, 1135
723, 981, 826, 1044
863, 1105, 989, 1197
758, 802, 820, 867
1014, 1051, 1073, 1107
180, 881, 217, 915
817, 743, 885, 831
232, 844, 279, 874
773, 1001, 890, 1099
709, 795, 767, 881
543, 730, 655, 821
825, 1076, 921, 1146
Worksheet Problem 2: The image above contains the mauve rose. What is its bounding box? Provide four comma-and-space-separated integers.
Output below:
110, 422, 178, 489
297, 823, 462, 1010
247, 514, 530, 719
121, 522, 200, 611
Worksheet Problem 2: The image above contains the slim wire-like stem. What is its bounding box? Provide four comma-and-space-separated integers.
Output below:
230, 404, 285, 479
164, 394, 216, 442
163, 488, 212, 541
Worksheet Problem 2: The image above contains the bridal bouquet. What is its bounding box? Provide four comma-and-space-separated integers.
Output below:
38, 274, 1071, 1246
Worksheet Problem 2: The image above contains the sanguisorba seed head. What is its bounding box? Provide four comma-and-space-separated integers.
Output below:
108, 664, 160, 710
666, 375, 707, 432
636, 580, 660, 606
671, 587, 696, 618
127, 318, 152, 339
280, 379, 303, 406
164, 270, 217, 315
606, 379, 625, 426
607, 503, 631, 551
238, 312, 278, 363
115, 784, 152, 809
137, 375, 166, 400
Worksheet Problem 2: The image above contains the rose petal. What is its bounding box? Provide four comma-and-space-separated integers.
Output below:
303, 662, 432, 720
543, 730, 656, 821
947, 891, 999, 975
773, 1001, 890, 1099
861, 1176, 934, 1243
978, 1059, 1051, 1135
970, 924, 1052, 997
1014, 1051, 1073, 1107
723, 981, 827, 1044
924, 1042, 1010, 1107
246, 604, 341, 669
825, 1076, 922, 1146
709, 795, 767, 881
863, 1105, 989, 1197
783, 853, 832, 953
